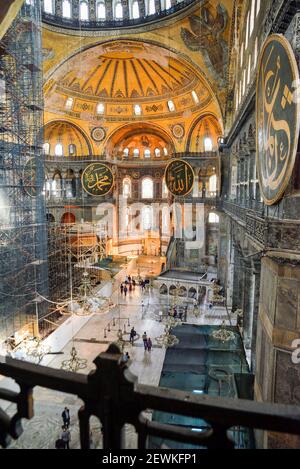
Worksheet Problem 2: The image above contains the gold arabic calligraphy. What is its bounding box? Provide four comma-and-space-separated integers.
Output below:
82, 164, 114, 196
166, 160, 194, 196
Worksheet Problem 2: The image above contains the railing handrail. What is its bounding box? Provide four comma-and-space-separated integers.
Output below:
1, 345, 300, 449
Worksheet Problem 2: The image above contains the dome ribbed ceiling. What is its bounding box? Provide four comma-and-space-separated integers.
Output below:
47, 41, 212, 104
61, 52, 197, 100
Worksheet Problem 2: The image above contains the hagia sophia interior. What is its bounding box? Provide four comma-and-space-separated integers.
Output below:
0, 0, 300, 451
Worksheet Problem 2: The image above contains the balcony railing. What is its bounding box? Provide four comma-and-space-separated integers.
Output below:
1, 344, 300, 449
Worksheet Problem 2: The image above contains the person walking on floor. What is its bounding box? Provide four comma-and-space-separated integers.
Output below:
62, 407, 70, 428
120, 283, 124, 295
147, 337, 152, 352
124, 285, 128, 297
61, 426, 71, 449
142, 331, 148, 350
129, 327, 136, 345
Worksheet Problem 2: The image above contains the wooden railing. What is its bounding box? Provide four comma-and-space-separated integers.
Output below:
1, 344, 300, 449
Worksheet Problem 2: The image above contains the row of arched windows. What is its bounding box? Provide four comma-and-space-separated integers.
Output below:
123, 147, 168, 158
235, 0, 261, 111
122, 177, 168, 199
43, 142, 77, 156
43, 0, 181, 21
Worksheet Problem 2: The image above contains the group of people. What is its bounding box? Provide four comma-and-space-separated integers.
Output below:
120, 275, 136, 296
128, 327, 152, 351
142, 331, 152, 352
55, 407, 71, 449
120, 275, 150, 297
56, 407, 97, 449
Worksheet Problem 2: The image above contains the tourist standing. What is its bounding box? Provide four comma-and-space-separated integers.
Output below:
130, 327, 136, 345
142, 331, 148, 350
61, 426, 71, 449
124, 285, 128, 297
147, 337, 152, 352
62, 407, 70, 428
120, 283, 124, 295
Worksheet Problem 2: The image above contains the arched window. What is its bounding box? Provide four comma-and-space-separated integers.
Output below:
123, 178, 131, 198
162, 179, 168, 198
123, 148, 129, 157
254, 38, 258, 68
250, 0, 255, 36
167, 100, 175, 112
162, 206, 170, 234
154, 148, 160, 157
256, 0, 261, 16
240, 43, 244, 67
162, 0, 171, 10
55, 143, 63, 157
247, 55, 252, 84
43, 142, 50, 155
133, 148, 140, 157
142, 178, 153, 198
245, 12, 250, 49
148, 0, 155, 14
208, 212, 219, 224
115, 2, 123, 19
44, 0, 54, 14
125, 207, 131, 228
69, 144, 76, 156
163, 147, 168, 156
132, 0, 140, 19
142, 206, 153, 230
62, 0, 71, 18
204, 137, 213, 152
80, 1, 89, 20
96, 1, 106, 19
144, 149, 151, 158
96, 102, 104, 114
209, 174, 217, 193
65, 97, 73, 110
134, 104, 142, 116
192, 90, 199, 104
243, 68, 246, 95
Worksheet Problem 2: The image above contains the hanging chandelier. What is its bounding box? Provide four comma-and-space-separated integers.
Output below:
211, 321, 236, 343
61, 346, 87, 372
155, 325, 179, 348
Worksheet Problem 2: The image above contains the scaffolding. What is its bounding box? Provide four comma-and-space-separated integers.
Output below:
0, 2, 48, 342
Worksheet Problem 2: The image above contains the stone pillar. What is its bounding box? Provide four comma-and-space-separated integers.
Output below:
55, 0, 62, 16
106, 0, 113, 20
255, 256, 300, 448
72, 0, 79, 19
74, 170, 81, 198
154, 0, 161, 13
138, 0, 145, 16
122, 0, 129, 19
89, 0, 96, 20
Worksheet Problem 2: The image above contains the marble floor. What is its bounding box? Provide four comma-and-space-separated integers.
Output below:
2, 276, 233, 449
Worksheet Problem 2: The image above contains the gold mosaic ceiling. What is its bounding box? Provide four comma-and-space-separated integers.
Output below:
45, 41, 214, 118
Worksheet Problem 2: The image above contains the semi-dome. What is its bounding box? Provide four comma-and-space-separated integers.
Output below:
45, 40, 213, 120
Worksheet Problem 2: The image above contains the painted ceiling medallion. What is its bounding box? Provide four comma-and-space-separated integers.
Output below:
165, 159, 195, 197
172, 124, 185, 139
256, 34, 300, 205
81, 163, 114, 196
91, 127, 106, 142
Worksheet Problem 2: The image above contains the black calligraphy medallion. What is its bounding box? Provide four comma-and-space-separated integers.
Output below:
81, 163, 114, 196
165, 159, 195, 197
256, 34, 300, 205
